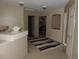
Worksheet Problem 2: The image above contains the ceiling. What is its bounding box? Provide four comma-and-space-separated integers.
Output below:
1, 0, 69, 11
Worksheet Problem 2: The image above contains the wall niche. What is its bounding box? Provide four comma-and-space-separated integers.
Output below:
52, 14, 61, 30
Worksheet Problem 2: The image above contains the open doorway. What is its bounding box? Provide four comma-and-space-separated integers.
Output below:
28, 16, 35, 38
39, 16, 46, 37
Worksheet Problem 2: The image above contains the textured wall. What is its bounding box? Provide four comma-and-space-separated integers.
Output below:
0, 4, 24, 30
46, 8, 64, 43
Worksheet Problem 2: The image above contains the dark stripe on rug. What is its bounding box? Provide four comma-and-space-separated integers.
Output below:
39, 43, 61, 51
30, 38, 48, 43
34, 40, 54, 46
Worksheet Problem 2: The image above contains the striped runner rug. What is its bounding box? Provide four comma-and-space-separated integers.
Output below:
29, 38, 62, 52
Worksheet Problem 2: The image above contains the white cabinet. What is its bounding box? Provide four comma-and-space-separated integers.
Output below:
0, 31, 28, 59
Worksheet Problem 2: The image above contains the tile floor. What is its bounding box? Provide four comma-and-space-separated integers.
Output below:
24, 43, 67, 59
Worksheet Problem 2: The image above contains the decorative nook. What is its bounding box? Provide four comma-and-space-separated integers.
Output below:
29, 38, 62, 52
52, 14, 61, 30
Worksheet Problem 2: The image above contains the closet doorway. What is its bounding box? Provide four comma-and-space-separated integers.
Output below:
39, 16, 46, 37
28, 16, 35, 38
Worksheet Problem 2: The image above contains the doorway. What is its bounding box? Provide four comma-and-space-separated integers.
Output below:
28, 16, 35, 38
39, 16, 46, 37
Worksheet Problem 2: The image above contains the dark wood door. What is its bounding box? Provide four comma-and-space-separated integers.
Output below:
39, 16, 46, 37
28, 16, 34, 37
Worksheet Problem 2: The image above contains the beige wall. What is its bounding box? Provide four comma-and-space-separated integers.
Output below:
72, 10, 78, 59
65, 0, 78, 59
0, 4, 24, 30
72, 0, 78, 59
46, 8, 64, 43
65, 0, 75, 12
24, 11, 48, 37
